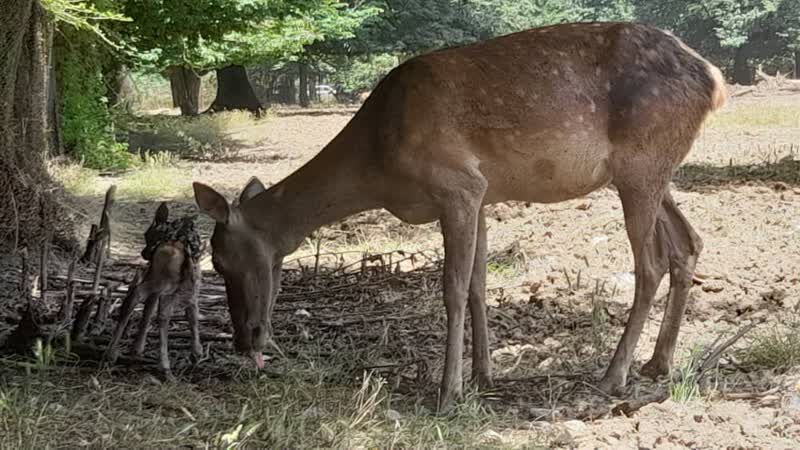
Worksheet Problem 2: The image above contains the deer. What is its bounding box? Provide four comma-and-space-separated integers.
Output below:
192, 21, 727, 411
104, 202, 203, 377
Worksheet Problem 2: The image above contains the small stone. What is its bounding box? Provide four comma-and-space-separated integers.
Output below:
480, 429, 505, 444
384, 409, 402, 421
302, 406, 325, 419
144, 375, 162, 386
543, 337, 560, 347
562, 420, 589, 437
294, 309, 312, 318
529, 407, 556, 419
537, 356, 555, 370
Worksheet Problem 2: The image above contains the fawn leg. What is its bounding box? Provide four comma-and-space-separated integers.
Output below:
157, 296, 176, 378
185, 300, 203, 364
132, 294, 159, 356
104, 285, 148, 363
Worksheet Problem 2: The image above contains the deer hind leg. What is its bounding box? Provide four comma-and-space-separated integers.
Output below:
599, 182, 670, 395
641, 192, 703, 379
104, 283, 150, 363
468, 208, 492, 389
185, 298, 203, 364
157, 296, 177, 377
436, 174, 487, 412
132, 294, 159, 357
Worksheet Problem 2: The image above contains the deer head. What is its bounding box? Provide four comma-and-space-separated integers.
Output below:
193, 177, 280, 368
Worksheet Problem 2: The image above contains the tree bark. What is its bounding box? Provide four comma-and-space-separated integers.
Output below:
795, 51, 799, 79
47, 29, 62, 156
207, 65, 263, 116
287, 72, 297, 104
0, 0, 76, 252
169, 66, 201, 116
733, 46, 752, 85
298, 62, 310, 107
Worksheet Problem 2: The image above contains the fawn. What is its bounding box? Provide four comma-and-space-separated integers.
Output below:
104, 202, 204, 376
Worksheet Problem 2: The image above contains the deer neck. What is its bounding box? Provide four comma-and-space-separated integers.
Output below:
245, 128, 380, 254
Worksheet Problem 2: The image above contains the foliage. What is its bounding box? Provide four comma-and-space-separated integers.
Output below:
634, 0, 800, 78
41, 0, 130, 46
469, 0, 590, 37
355, 0, 482, 54
328, 53, 398, 94
59, 34, 132, 170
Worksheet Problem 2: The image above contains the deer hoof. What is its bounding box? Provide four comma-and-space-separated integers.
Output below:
640, 359, 670, 380
190, 350, 204, 366
471, 371, 494, 390
103, 349, 119, 365
160, 370, 176, 383
597, 374, 627, 397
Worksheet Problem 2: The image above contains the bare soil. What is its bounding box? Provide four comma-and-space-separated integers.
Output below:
3, 92, 800, 448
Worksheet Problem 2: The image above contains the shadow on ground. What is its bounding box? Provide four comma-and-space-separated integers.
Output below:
675, 157, 800, 191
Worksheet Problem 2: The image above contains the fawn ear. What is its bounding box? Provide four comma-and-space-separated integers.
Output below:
239, 176, 267, 204
154, 202, 169, 224
193, 182, 230, 224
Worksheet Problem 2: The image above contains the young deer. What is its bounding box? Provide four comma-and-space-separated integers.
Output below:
192, 22, 726, 411
104, 203, 203, 376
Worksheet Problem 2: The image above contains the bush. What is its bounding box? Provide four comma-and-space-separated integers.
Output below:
330, 54, 399, 96
122, 111, 250, 161
59, 35, 132, 170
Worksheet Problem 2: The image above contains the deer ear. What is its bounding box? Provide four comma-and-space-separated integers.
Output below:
239, 176, 267, 204
193, 182, 230, 224
154, 202, 169, 224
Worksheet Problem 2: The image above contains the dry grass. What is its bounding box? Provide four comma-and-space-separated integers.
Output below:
122, 111, 258, 161
737, 310, 800, 372
47, 160, 98, 197
116, 152, 192, 201
706, 102, 800, 129
0, 354, 542, 449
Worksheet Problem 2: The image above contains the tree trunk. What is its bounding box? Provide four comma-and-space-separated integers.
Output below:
47, 30, 62, 156
298, 62, 310, 107
287, 72, 297, 104
207, 65, 263, 116
733, 46, 752, 85
0, 0, 76, 252
169, 66, 201, 116
795, 51, 799, 79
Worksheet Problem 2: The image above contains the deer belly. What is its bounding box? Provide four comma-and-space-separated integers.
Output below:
486, 154, 613, 204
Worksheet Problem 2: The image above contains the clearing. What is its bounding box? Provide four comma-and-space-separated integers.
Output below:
2, 91, 800, 449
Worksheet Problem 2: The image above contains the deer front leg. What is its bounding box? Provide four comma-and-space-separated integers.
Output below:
132, 294, 159, 357
436, 179, 486, 413
468, 209, 492, 389
157, 296, 177, 378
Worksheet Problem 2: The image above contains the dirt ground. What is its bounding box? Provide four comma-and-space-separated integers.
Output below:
3, 91, 800, 448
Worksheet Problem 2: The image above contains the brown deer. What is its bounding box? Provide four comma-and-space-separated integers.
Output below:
104, 203, 203, 376
192, 22, 726, 411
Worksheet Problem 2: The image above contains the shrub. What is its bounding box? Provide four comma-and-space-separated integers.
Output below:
59, 35, 132, 170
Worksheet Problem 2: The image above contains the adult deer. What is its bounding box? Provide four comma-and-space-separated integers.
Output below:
193, 22, 726, 411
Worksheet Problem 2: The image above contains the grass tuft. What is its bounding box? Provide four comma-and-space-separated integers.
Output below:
737, 312, 800, 372
48, 160, 98, 197
117, 151, 191, 200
